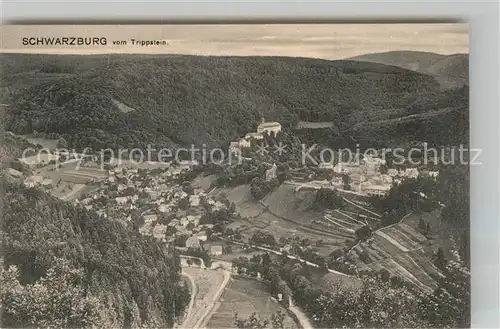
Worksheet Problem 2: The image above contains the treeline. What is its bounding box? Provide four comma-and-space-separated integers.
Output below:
1, 178, 190, 328
232, 249, 470, 328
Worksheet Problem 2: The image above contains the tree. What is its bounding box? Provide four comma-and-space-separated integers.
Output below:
355, 225, 372, 242
379, 268, 391, 282
234, 313, 268, 329
234, 311, 296, 329
56, 137, 68, 149
433, 248, 447, 271
419, 253, 470, 328
314, 188, 344, 209
379, 164, 389, 175
342, 174, 351, 190
0, 258, 106, 328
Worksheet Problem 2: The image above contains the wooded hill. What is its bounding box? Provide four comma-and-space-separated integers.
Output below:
2, 53, 467, 152
0, 177, 190, 328
349, 51, 469, 90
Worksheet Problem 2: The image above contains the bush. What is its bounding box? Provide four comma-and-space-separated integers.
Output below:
355, 225, 372, 242
313, 188, 344, 209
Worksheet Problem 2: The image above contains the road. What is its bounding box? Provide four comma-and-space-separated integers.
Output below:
289, 304, 314, 329
178, 266, 231, 329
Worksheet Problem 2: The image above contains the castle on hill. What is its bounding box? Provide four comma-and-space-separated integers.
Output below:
229, 118, 282, 154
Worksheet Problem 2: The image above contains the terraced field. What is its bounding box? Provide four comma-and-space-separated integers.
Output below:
352, 223, 440, 292
215, 185, 348, 252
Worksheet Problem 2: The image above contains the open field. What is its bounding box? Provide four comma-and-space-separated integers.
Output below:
308, 267, 363, 292
295, 121, 334, 129
30, 161, 108, 200
21, 134, 59, 149
207, 276, 297, 329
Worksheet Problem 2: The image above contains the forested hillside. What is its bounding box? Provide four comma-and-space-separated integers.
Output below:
2, 53, 464, 151
0, 178, 190, 328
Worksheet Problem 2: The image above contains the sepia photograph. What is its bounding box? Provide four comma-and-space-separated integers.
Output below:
1, 23, 470, 329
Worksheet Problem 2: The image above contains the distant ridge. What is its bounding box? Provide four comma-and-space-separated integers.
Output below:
348, 50, 469, 90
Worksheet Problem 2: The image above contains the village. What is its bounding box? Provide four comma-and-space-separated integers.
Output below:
229, 118, 439, 198
10, 118, 441, 261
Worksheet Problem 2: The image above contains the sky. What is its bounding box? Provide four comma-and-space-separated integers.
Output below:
1, 24, 468, 59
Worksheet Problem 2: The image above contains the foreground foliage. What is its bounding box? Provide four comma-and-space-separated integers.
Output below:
1, 178, 190, 328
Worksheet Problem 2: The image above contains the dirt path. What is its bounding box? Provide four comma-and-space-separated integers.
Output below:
289, 304, 314, 329
179, 271, 197, 329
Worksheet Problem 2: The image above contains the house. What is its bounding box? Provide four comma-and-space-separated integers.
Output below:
387, 169, 399, 177
24, 175, 44, 187
41, 178, 53, 188
143, 214, 158, 223
362, 184, 390, 197
187, 215, 201, 226
190, 195, 200, 207
229, 142, 240, 154
152, 224, 168, 241
186, 236, 202, 249
180, 217, 190, 227
257, 119, 282, 136
159, 204, 170, 213
362, 155, 385, 176
245, 132, 263, 140
428, 171, 439, 178
403, 168, 419, 179
147, 190, 159, 201
238, 138, 251, 149
266, 163, 277, 182
115, 196, 128, 205
210, 245, 223, 256
195, 232, 208, 241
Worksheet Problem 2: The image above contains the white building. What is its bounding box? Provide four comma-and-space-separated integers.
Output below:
24, 175, 44, 187
229, 141, 240, 154
266, 163, 278, 182
238, 138, 251, 149
190, 195, 200, 207
387, 169, 399, 177
187, 215, 202, 226
403, 168, 419, 179
186, 236, 201, 249
362, 155, 386, 176
257, 120, 282, 136
362, 185, 390, 197
195, 232, 208, 241
210, 245, 223, 256
143, 214, 158, 223
180, 217, 190, 228
153, 224, 168, 241
245, 132, 264, 140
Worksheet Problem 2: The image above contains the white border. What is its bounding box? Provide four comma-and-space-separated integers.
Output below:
2, 1, 499, 328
